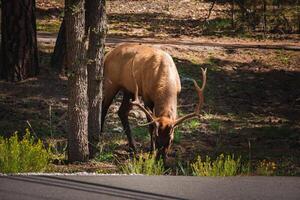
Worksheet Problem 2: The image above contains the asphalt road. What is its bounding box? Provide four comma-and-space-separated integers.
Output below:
0, 175, 299, 200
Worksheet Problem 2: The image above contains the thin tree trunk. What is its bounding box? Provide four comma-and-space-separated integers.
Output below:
86, 0, 107, 158
66, 0, 89, 162
263, 0, 267, 36
51, 1, 89, 74
51, 19, 67, 74
231, 0, 235, 29
0, 0, 39, 81
204, 0, 216, 23
298, 0, 300, 33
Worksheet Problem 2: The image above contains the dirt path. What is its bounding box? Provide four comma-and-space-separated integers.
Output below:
37, 33, 300, 51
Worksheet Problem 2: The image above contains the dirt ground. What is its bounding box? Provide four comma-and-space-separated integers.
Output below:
0, 0, 299, 175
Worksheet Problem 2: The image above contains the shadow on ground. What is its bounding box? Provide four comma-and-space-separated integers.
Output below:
0, 50, 67, 137
0, 41, 299, 175
174, 56, 300, 173
108, 12, 239, 38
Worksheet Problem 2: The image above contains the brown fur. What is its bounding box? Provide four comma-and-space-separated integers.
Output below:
102, 43, 182, 159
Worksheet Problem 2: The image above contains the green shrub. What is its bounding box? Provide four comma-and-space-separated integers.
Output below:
256, 160, 276, 176
132, 127, 149, 141
120, 152, 165, 175
0, 129, 49, 173
96, 152, 114, 162
191, 154, 245, 176
173, 130, 182, 144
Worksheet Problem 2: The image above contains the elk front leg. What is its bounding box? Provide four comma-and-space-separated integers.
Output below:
149, 123, 156, 152
144, 101, 155, 152
118, 91, 136, 151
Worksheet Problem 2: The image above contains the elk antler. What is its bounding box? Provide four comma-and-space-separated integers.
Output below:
130, 58, 158, 126
173, 68, 207, 127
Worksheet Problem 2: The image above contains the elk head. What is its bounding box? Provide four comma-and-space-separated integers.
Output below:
131, 68, 207, 160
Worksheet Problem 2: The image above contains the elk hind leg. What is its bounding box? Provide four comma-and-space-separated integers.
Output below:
101, 84, 120, 132
118, 91, 136, 151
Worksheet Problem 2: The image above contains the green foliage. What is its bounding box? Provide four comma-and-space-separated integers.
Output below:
36, 20, 61, 33
132, 127, 149, 141
204, 18, 232, 33
191, 154, 246, 176
209, 119, 222, 133
94, 140, 119, 162
175, 161, 191, 176
173, 130, 182, 144
47, 139, 67, 165
182, 119, 200, 130
120, 152, 165, 175
0, 129, 49, 173
96, 152, 114, 162
256, 160, 276, 176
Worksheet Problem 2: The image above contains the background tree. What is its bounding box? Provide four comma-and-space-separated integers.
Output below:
0, 0, 39, 81
86, 0, 107, 158
65, 0, 89, 162
50, 19, 66, 74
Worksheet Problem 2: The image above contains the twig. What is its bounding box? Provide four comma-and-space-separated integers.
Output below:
204, 0, 216, 23
26, 120, 38, 139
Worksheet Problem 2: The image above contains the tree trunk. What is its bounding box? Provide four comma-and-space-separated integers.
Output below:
86, 0, 107, 158
231, 0, 235, 29
66, 0, 89, 162
51, 19, 67, 74
51, 2, 90, 74
263, 0, 267, 35
297, 0, 300, 34
0, 0, 39, 81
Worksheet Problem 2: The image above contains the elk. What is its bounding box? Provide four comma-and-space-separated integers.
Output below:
101, 43, 207, 160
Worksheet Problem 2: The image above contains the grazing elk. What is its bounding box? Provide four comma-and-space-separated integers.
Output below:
102, 43, 207, 160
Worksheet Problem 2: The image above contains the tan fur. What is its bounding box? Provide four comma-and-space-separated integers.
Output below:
102, 43, 182, 159
104, 43, 181, 119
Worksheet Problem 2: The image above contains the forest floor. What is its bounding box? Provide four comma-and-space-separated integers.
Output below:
0, 0, 299, 175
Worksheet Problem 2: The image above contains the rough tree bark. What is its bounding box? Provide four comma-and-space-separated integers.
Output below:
231, 0, 235, 29
0, 0, 39, 81
65, 0, 89, 162
51, 2, 89, 74
86, 0, 107, 158
297, 0, 300, 34
263, 0, 267, 35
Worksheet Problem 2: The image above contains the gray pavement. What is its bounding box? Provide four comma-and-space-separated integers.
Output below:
0, 175, 299, 200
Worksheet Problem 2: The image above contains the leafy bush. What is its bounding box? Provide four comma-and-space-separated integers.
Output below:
96, 152, 114, 162
0, 129, 49, 173
120, 152, 165, 175
173, 130, 182, 144
256, 160, 276, 176
191, 154, 246, 176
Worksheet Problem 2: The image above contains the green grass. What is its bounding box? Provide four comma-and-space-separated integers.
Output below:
209, 119, 222, 133
203, 18, 232, 34
256, 160, 276, 176
184, 119, 200, 130
120, 152, 165, 175
94, 141, 119, 162
36, 19, 61, 33
0, 129, 49, 173
132, 127, 149, 141
173, 130, 182, 144
276, 50, 291, 65
96, 152, 114, 162
191, 154, 248, 176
